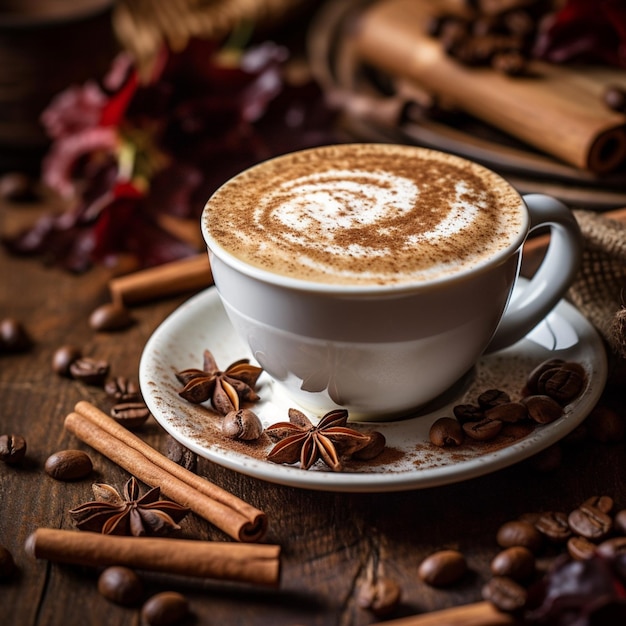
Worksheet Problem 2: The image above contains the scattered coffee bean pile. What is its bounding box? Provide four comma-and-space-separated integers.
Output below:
416, 495, 626, 620
52, 345, 151, 428
427, 0, 558, 76
96, 566, 190, 626
429, 358, 586, 448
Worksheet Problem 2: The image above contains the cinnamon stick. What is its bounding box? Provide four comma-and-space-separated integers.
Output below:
353, 0, 626, 173
109, 253, 212, 305
371, 601, 518, 625
65, 403, 266, 543
26, 528, 280, 587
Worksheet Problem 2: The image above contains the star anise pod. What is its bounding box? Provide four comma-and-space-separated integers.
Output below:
69, 477, 189, 536
266, 408, 371, 472
175, 349, 263, 415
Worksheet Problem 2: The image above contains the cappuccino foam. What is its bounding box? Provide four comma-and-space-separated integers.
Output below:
203, 144, 525, 286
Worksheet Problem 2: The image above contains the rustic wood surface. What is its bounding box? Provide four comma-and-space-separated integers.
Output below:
1, 197, 625, 626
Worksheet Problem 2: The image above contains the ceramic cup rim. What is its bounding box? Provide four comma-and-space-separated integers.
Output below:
201, 145, 530, 296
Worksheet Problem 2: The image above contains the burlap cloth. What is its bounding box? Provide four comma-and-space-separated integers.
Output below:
569, 210, 626, 362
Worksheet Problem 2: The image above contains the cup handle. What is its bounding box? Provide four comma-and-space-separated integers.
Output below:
486, 194, 583, 353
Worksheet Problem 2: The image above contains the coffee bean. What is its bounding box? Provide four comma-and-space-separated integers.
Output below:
453, 403, 484, 423
537, 365, 585, 404
567, 536, 597, 560
418, 549, 467, 586
596, 537, 626, 559
0, 434, 27, 464
429, 417, 464, 447
0, 318, 32, 353
105, 376, 140, 402
583, 495, 614, 515
568, 504, 612, 540
535, 511, 571, 542
586, 406, 625, 443
478, 389, 511, 409
0, 545, 16, 580
89, 302, 133, 332
69, 357, 109, 386
526, 359, 564, 394
52, 345, 82, 377
44, 450, 93, 481
496, 520, 542, 553
482, 576, 527, 612
141, 591, 190, 626
528, 443, 562, 473
604, 85, 626, 112
462, 418, 502, 441
0, 172, 37, 202
110, 402, 151, 429
353, 431, 387, 460
222, 409, 264, 441
98, 566, 143, 606
490, 546, 535, 581
522, 395, 563, 424
484, 401, 528, 423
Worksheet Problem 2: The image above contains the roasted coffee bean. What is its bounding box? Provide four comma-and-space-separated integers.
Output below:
522, 395, 563, 424
583, 495, 614, 515
596, 537, 626, 558
462, 418, 502, 441
0, 545, 16, 580
568, 504, 612, 540
52, 345, 82, 377
537, 366, 585, 404
484, 401, 527, 423
141, 591, 190, 626
567, 536, 598, 560
98, 566, 143, 606
110, 402, 151, 429
482, 576, 527, 613
586, 406, 625, 443
526, 359, 564, 394
604, 85, 626, 112
418, 549, 467, 586
503, 9, 535, 38
0, 434, 27, 464
222, 409, 263, 441
69, 357, 109, 386
89, 302, 133, 332
44, 450, 93, 481
356, 576, 402, 617
353, 431, 387, 460
535, 511, 571, 542
105, 376, 140, 402
0, 317, 32, 353
615, 510, 626, 534
477, 389, 511, 409
496, 520, 542, 553
490, 546, 535, 581
429, 417, 464, 447
453, 403, 484, 423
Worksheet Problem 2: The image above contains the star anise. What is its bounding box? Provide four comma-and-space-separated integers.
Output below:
266, 408, 371, 472
69, 477, 189, 536
175, 349, 263, 415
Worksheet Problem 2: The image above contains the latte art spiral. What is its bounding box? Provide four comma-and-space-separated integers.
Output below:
204, 144, 525, 286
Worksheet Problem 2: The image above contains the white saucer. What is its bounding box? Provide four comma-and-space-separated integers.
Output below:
139, 283, 607, 493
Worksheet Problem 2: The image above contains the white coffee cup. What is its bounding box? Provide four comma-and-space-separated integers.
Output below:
201, 144, 582, 419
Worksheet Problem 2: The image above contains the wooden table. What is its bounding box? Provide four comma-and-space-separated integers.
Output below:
1, 197, 625, 626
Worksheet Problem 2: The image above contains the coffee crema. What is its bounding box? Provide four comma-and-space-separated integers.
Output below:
203, 144, 525, 286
